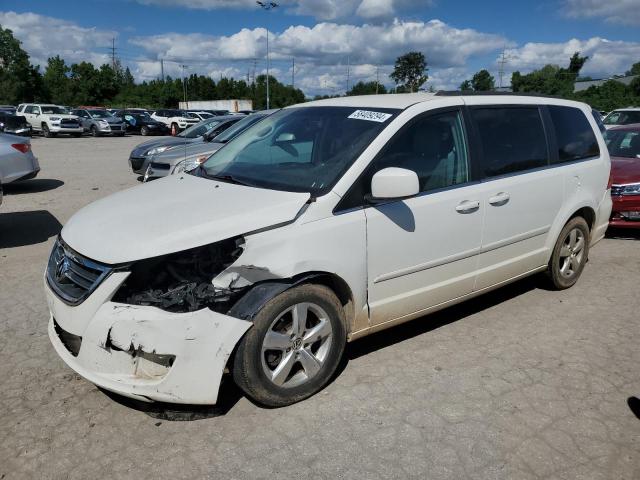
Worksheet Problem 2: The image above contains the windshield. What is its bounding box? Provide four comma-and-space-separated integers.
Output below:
201, 106, 398, 195
214, 114, 268, 143
194, 112, 214, 119
41, 106, 67, 114
178, 119, 222, 138
604, 111, 640, 126
605, 130, 640, 158
131, 113, 151, 121
88, 110, 111, 118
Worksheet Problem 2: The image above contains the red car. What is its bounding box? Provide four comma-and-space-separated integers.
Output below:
605, 124, 640, 228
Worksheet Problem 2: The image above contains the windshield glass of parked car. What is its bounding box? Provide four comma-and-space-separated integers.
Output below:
201, 106, 398, 195
88, 110, 111, 118
41, 106, 67, 114
604, 111, 640, 126
214, 114, 268, 144
605, 130, 640, 158
178, 119, 222, 138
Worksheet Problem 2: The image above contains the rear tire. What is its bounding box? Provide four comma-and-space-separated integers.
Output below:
232, 284, 347, 407
547, 216, 590, 290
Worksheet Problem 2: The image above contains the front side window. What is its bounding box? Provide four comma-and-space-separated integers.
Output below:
178, 119, 222, 138
548, 106, 600, 163
41, 106, 66, 114
374, 110, 469, 192
88, 110, 111, 118
471, 107, 548, 177
201, 107, 398, 195
605, 130, 640, 158
24, 106, 34, 114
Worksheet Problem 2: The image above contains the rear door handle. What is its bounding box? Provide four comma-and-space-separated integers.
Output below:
489, 192, 510, 206
456, 200, 480, 214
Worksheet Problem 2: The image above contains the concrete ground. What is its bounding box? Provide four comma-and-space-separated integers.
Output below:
0, 134, 639, 480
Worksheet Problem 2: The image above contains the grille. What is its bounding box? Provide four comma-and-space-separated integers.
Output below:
61, 119, 79, 127
130, 156, 144, 170
53, 318, 82, 357
611, 185, 623, 196
47, 239, 112, 305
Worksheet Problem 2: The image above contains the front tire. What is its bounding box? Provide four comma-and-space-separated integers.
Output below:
141, 126, 149, 136
91, 125, 99, 137
547, 216, 590, 290
42, 124, 55, 138
232, 284, 347, 407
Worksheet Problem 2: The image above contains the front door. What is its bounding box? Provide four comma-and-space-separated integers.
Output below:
365, 108, 484, 326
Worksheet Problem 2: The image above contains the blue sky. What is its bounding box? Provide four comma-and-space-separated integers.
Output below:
2, 0, 639, 96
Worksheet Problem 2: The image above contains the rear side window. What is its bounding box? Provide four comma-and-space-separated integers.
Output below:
548, 106, 599, 163
471, 107, 548, 177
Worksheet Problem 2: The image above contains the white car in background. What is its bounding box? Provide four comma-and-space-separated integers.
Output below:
150, 109, 200, 136
17, 103, 83, 137
46, 94, 611, 408
602, 108, 640, 129
0, 133, 40, 196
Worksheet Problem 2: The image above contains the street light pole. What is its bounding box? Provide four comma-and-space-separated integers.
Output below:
257, 1, 278, 110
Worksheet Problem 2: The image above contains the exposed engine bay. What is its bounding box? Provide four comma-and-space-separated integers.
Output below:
113, 237, 245, 313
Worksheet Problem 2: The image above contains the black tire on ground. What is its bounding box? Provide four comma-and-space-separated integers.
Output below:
547, 216, 590, 290
232, 283, 347, 408
141, 126, 149, 136
42, 124, 54, 138
91, 125, 99, 137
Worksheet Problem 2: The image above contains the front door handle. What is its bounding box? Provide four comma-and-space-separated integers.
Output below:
456, 200, 480, 214
489, 192, 510, 206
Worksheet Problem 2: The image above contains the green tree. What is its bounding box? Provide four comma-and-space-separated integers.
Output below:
471, 69, 495, 91
0, 26, 43, 103
511, 52, 588, 97
626, 62, 640, 77
459, 79, 472, 91
346, 81, 387, 95
390, 51, 428, 93
43, 56, 72, 105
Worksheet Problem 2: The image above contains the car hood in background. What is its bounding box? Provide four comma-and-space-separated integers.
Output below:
131, 136, 201, 156
61, 174, 310, 264
152, 140, 225, 164
611, 156, 640, 185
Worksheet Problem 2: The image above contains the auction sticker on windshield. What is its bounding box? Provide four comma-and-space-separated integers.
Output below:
348, 110, 393, 123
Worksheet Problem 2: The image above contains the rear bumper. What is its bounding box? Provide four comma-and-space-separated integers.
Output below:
610, 194, 640, 229
49, 126, 83, 134
4, 127, 31, 136
45, 274, 251, 404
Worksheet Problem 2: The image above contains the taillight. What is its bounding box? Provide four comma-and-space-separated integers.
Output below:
11, 143, 31, 154
607, 171, 613, 190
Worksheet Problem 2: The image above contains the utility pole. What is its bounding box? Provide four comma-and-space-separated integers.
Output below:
257, 1, 278, 110
111, 37, 116, 71
292, 57, 295, 88
346, 55, 350, 93
181, 64, 188, 109
160, 58, 164, 82
498, 46, 509, 89
376, 65, 380, 94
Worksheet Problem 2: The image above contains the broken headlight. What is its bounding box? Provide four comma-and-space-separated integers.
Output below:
112, 237, 244, 313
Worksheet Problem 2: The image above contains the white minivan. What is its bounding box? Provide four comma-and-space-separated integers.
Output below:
45, 94, 612, 407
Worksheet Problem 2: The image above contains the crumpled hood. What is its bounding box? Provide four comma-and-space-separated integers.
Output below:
61, 174, 310, 264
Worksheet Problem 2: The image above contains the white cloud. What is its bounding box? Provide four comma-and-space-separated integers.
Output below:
563, 0, 640, 26
0, 11, 115, 68
503, 37, 640, 79
134, 0, 429, 20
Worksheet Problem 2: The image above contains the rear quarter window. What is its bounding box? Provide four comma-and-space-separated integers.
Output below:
548, 106, 599, 164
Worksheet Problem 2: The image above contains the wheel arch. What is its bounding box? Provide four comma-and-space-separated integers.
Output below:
228, 271, 355, 334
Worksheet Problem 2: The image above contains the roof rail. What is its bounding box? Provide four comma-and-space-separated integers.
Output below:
435, 90, 566, 99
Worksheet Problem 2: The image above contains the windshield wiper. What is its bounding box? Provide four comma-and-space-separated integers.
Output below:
200, 169, 252, 186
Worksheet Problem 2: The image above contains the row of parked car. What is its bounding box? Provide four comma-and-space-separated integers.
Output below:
0, 104, 249, 138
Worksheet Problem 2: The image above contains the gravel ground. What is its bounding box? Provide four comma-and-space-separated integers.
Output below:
1, 134, 639, 480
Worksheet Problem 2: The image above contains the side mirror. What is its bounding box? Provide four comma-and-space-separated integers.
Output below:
369, 167, 419, 201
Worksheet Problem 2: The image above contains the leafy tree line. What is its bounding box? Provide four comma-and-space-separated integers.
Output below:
0, 26, 304, 109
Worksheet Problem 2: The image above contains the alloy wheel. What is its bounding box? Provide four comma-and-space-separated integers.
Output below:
261, 302, 333, 389
558, 227, 586, 279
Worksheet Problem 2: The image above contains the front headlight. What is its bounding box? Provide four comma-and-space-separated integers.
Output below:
613, 183, 640, 196
146, 145, 174, 156
99, 120, 109, 126
173, 155, 208, 175
50, 117, 61, 121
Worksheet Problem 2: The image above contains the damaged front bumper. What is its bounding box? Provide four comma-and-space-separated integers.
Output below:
45, 273, 251, 404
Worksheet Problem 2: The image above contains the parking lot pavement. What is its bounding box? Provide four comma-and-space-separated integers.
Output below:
0, 134, 639, 480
